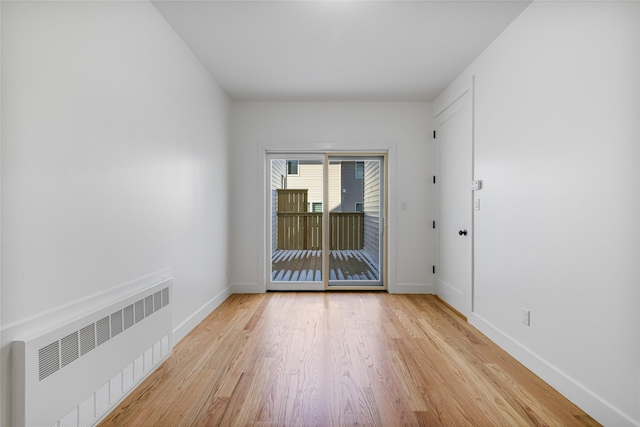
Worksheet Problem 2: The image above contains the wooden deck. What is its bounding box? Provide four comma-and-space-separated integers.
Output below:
272, 250, 379, 282
99, 293, 598, 427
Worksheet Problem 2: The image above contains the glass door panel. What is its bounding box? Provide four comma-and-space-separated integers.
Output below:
268, 156, 324, 291
327, 156, 384, 287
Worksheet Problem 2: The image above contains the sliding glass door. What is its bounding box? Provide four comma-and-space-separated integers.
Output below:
327, 156, 384, 288
268, 154, 325, 291
267, 153, 385, 291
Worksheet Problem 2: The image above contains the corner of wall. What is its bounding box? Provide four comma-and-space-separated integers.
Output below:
172, 285, 232, 344
0, 2, 4, 423
229, 283, 265, 295
469, 313, 640, 427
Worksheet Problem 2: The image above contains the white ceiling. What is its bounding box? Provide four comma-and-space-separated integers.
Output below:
152, 1, 531, 101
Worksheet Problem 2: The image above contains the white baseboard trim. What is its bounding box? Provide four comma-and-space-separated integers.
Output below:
469, 313, 639, 427
230, 283, 265, 294
389, 282, 434, 294
173, 285, 232, 344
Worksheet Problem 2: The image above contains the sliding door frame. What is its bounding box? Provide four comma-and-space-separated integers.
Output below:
265, 150, 388, 291
323, 153, 388, 291
266, 153, 326, 291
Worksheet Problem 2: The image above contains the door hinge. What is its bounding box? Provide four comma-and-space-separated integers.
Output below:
432, 220, 436, 229
432, 265, 436, 274
433, 176, 436, 184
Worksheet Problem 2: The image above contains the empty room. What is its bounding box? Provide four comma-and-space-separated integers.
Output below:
1, 0, 639, 426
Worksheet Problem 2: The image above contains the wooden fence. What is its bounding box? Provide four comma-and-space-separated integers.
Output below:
277, 213, 322, 250
329, 213, 364, 250
277, 189, 308, 213
276, 212, 364, 250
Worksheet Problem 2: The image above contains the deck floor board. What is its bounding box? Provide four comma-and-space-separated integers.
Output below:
272, 249, 380, 283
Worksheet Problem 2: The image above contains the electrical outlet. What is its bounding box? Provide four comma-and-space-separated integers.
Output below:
521, 308, 530, 326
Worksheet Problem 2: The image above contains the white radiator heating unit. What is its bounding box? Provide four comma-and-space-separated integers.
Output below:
13, 278, 173, 427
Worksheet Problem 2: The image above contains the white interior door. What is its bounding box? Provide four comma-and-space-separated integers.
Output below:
435, 83, 473, 316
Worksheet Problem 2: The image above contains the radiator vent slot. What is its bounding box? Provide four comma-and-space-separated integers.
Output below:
162, 335, 169, 356
79, 324, 96, 357
134, 300, 144, 324
38, 342, 60, 381
133, 355, 144, 382
78, 395, 94, 427
60, 332, 79, 369
144, 295, 154, 317
122, 363, 134, 391
110, 311, 123, 338
123, 305, 134, 330
95, 382, 110, 417
59, 407, 77, 427
110, 372, 122, 403
154, 291, 162, 313
96, 316, 110, 347
162, 287, 169, 307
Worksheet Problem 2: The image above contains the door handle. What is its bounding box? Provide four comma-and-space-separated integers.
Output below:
458, 230, 468, 236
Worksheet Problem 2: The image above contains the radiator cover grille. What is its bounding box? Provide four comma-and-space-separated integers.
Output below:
35, 287, 169, 383
14, 278, 173, 427
38, 342, 60, 381
79, 325, 96, 357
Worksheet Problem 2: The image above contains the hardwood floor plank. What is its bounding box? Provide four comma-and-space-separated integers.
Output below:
99, 293, 599, 427
190, 397, 229, 427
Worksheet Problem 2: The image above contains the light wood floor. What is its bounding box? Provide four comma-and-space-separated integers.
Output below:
100, 293, 599, 427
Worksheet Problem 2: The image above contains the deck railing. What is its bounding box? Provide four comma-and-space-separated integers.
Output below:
277, 212, 322, 250
329, 213, 364, 250
277, 212, 364, 250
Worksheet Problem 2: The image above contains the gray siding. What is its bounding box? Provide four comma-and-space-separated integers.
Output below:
363, 161, 381, 263
271, 160, 287, 253
340, 162, 364, 212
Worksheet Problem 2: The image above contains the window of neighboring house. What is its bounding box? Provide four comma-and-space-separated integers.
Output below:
355, 162, 364, 179
312, 202, 323, 213
287, 160, 299, 176
355, 202, 364, 212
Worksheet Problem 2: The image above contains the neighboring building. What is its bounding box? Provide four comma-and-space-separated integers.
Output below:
340, 162, 365, 213
284, 160, 342, 212
282, 160, 366, 213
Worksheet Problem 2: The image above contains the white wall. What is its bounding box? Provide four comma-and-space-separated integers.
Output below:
1, 1, 230, 424
230, 102, 434, 293
0, 4, 3, 424
436, 2, 640, 425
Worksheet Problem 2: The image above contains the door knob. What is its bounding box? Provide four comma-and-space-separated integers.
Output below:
458, 230, 468, 236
